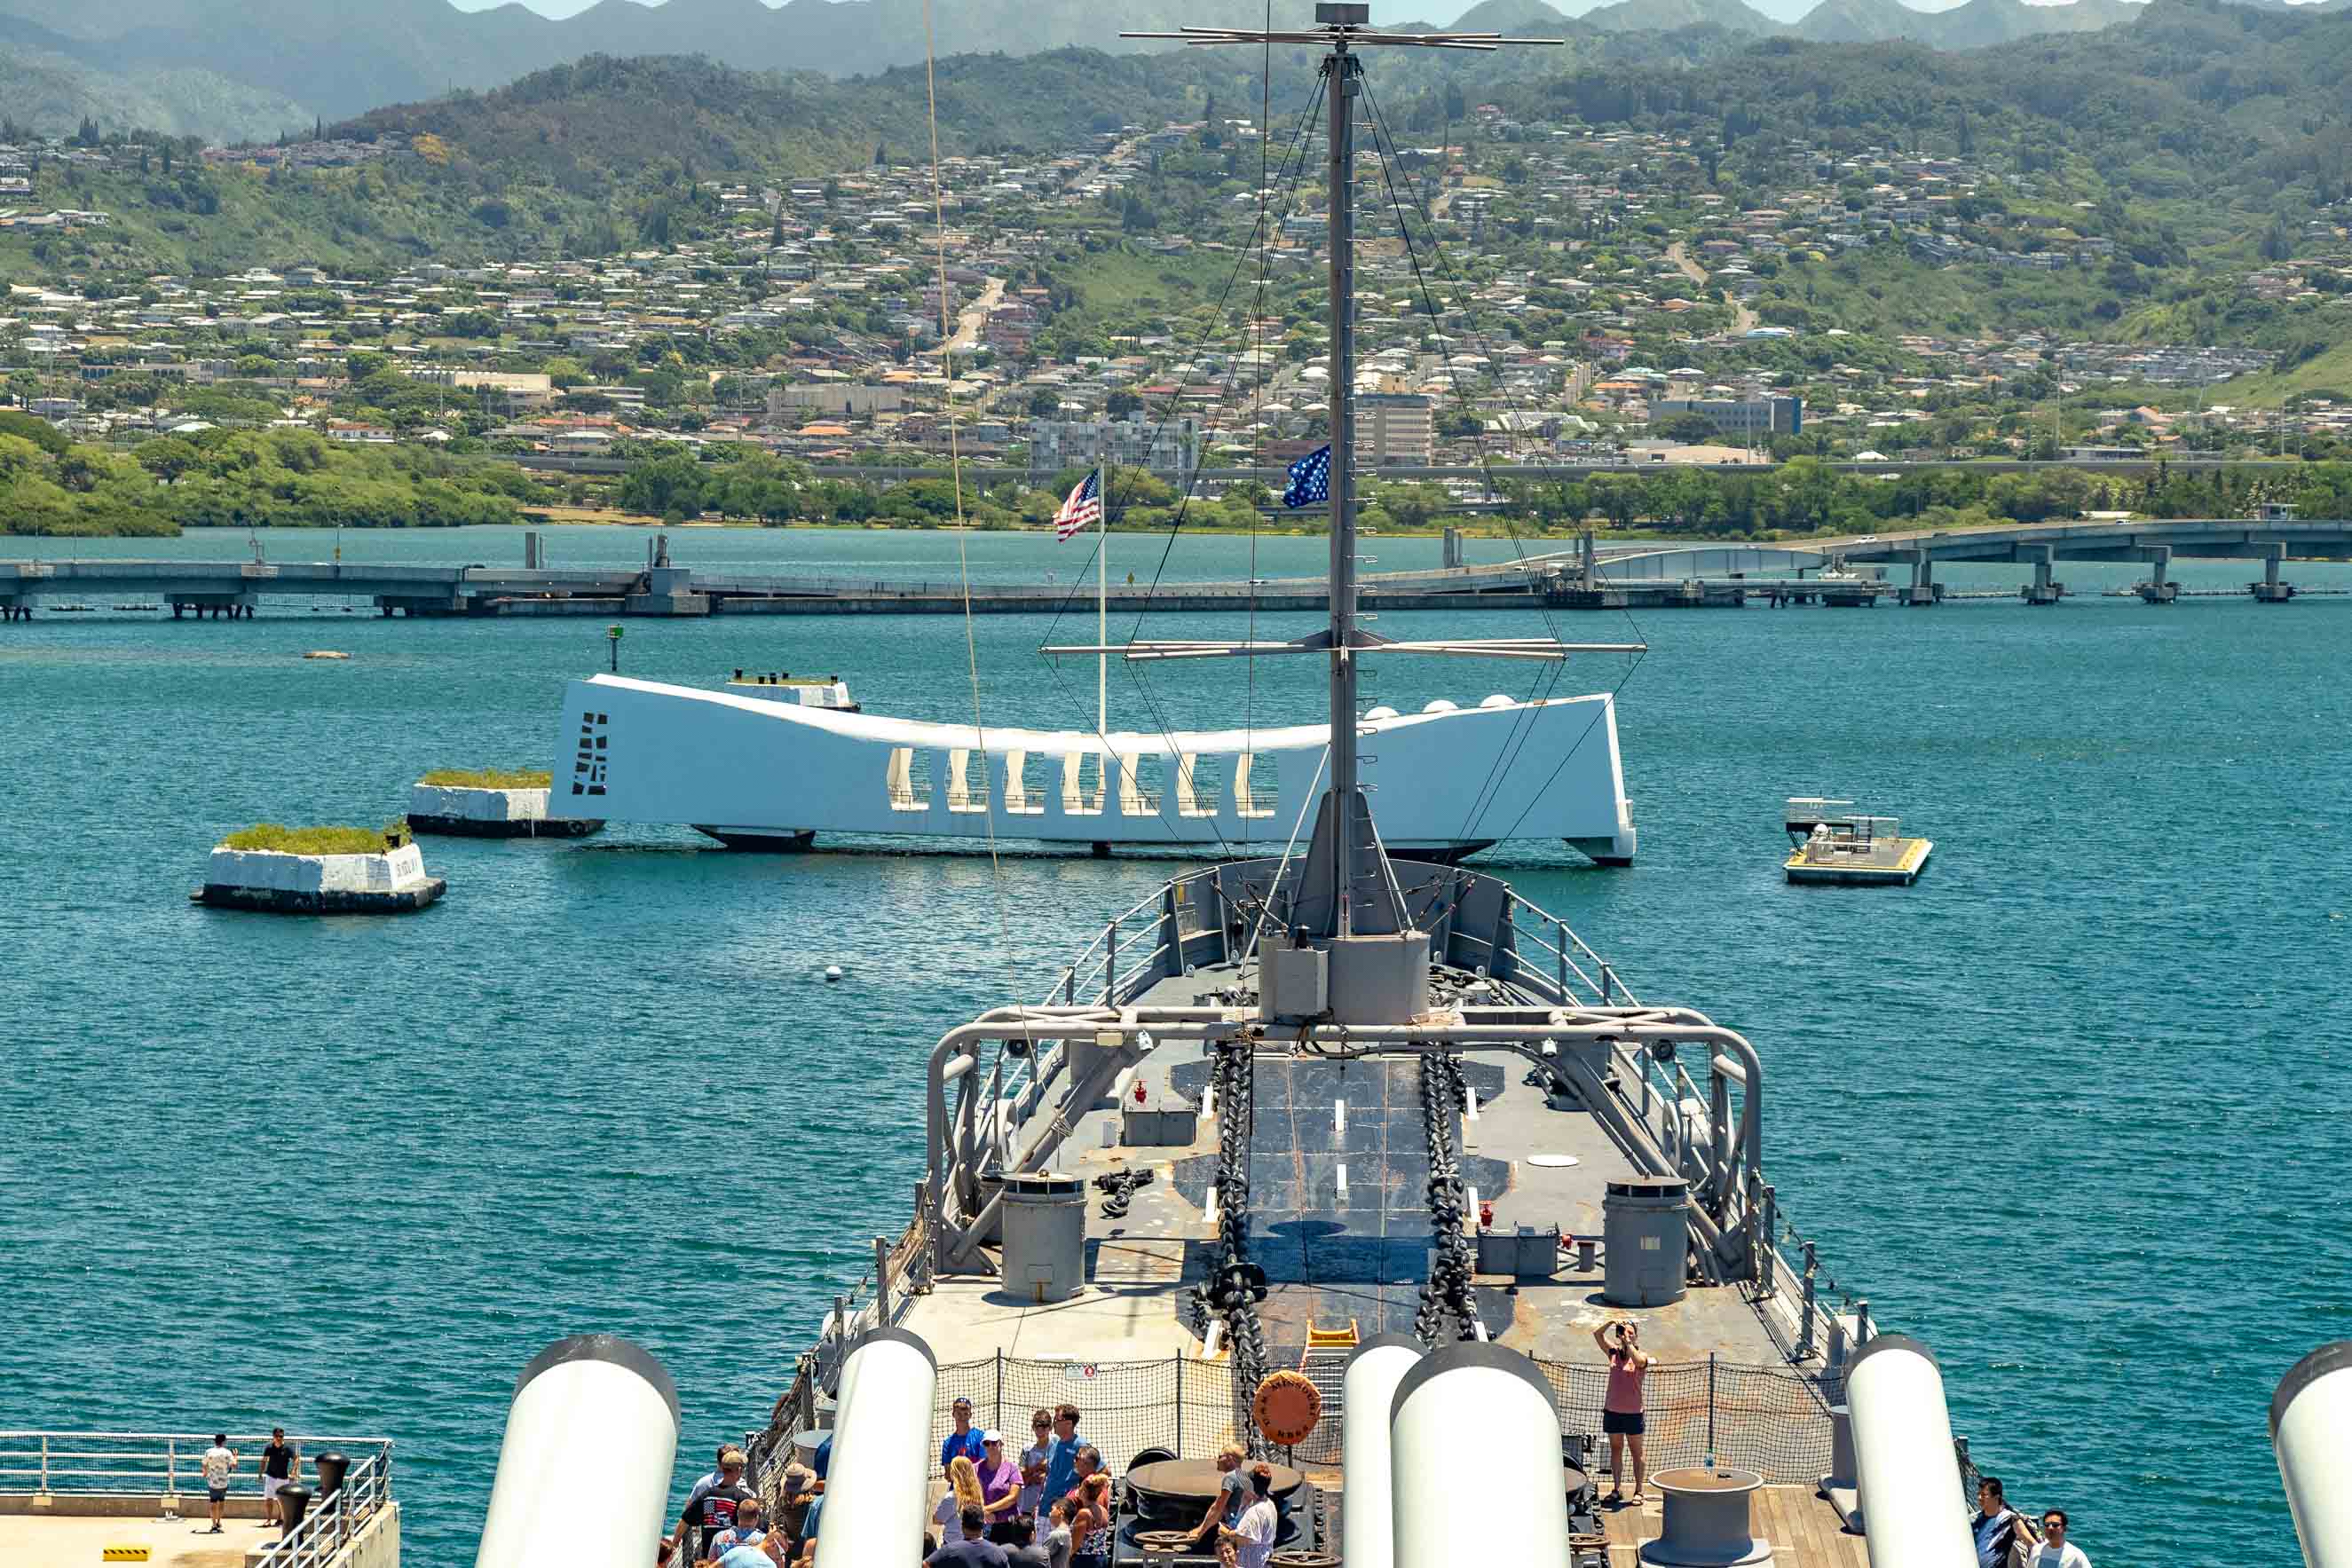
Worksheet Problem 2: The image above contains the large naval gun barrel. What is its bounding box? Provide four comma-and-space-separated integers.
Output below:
1846, 1335, 1972, 1568
815, 1328, 939, 1568
477, 1335, 680, 1568
2275, 1342, 2352, 1568
1342, 1334, 1425, 1568
1390, 1342, 1569, 1567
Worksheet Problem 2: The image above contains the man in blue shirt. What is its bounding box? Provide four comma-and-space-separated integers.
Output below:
941, 1396, 986, 1474
1040, 1404, 1081, 1518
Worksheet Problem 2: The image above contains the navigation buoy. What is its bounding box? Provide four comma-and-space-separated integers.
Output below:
824, 965, 843, 982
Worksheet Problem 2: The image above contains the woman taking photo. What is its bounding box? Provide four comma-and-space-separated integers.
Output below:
1593, 1317, 1651, 1503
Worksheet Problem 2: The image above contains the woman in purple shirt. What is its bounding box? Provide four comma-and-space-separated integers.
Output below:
976, 1433, 1025, 1545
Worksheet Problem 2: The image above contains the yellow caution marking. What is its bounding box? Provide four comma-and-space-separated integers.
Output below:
102, 1548, 153, 1562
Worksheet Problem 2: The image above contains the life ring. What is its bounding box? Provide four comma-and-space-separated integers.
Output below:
1253, 1369, 1323, 1446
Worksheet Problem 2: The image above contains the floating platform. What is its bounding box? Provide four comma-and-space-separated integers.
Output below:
1784, 837, 1931, 886
406, 781, 601, 839
1783, 800, 1931, 885
193, 842, 446, 913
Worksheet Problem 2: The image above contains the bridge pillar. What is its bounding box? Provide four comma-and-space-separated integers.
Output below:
2137, 545, 2177, 604
2020, 545, 2062, 605
1900, 550, 1939, 607
2253, 543, 2293, 602
169, 593, 259, 620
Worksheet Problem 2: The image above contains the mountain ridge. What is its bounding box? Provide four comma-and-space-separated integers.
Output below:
0, 0, 2269, 128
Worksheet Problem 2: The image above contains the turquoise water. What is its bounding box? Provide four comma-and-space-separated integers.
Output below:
4, 524, 2347, 1566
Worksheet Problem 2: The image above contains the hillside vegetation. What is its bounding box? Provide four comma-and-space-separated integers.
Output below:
0, 0, 2285, 128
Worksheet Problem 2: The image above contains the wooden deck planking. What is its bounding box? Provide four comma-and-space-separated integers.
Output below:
1598, 1483, 1864, 1568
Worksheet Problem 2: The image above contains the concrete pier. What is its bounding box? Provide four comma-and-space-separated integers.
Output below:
1899, 550, 1941, 606
2137, 544, 2179, 603
2021, 545, 2064, 604
2253, 543, 2295, 602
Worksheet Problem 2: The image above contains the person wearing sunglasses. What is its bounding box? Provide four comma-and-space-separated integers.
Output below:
2030, 1509, 2091, 1568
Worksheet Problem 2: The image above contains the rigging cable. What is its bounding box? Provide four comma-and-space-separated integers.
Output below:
1030, 75, 1332, 864
920, 0, 1034, 1062
1360, 72, 1647, 849
1357, 75, 1570, 842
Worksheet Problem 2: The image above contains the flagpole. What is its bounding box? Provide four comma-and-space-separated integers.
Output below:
1096, 461, 1108, 739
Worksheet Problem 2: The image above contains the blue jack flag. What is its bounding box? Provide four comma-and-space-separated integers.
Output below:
1282, 444, 1332, 509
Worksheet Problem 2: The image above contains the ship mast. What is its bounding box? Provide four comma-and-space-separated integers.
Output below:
1323, 34, 1363, 937
1052, 5, 1635, 1020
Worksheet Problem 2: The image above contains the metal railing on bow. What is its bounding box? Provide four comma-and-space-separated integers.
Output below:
251, 1447, 395, 1568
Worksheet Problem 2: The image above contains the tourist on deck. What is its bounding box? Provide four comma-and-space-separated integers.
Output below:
1069, 1470, 1113, 1568
942, 1397, 987, 1474
1017, 1411, 1053, 1536
1219, 1463, 1278, 1568
1187, 1445, 1249, 1560
936, 1454, 988, 1547
977, 1432, 1024, 1543
703, 1496, 770, 1565
1040, 1406, 1081, 1521
1035, 1497, 1075, 1568
259, 1428, 299, 1527
793, 1432, 832, 1547
2031, 1509, 2090, 1568
1592, 1319, 1651, 1502
201, 1434, 237, 1534
674, 1448, 754, 1564
927, 1506, 1010, 1568
1970, 1477, 2027, 1568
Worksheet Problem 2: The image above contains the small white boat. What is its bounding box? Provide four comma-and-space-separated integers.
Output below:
549, 673, 1638, 863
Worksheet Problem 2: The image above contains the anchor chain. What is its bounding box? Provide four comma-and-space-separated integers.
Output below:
1200, 1039, 1272, 1455
1414, 1052, 1483, 1344
1094, 1167, 1155, 1218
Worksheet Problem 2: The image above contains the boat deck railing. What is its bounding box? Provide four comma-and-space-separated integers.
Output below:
0, 1430, 391, 1505
249, 1446, 395, 1568
752, 1346, 1977, 1492
917, 862, 1851, 1383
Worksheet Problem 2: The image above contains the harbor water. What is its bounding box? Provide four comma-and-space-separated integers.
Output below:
3, 524, 2347, 1566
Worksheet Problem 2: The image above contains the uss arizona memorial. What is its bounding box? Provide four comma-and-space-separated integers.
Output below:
551, 674, 1638, 864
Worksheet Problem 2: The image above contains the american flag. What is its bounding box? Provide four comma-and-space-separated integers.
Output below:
1283, 445, 1332, 509
1054, 469, 1102, 540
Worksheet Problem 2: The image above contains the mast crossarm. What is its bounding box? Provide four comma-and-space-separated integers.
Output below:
1041, 637, 1645, 662
1118, 28, 1560, 48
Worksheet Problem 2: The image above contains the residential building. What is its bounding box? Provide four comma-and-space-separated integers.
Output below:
1650, 396, 1803, 438
1026, 412, 1202, 477
768, 382, 908, 416
1358, 392, 1433, 465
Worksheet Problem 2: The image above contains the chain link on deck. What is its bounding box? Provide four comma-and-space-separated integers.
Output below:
1414, 1052, 1483, 1344
1203, 1039, 1273, 1456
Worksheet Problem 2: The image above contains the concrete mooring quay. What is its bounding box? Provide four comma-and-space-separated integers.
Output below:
3, 514, 2346, 621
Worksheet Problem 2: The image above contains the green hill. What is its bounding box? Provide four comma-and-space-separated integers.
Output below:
0, 42, 313, 140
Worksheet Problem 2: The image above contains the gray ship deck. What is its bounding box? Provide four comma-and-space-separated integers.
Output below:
889, 951, 1855, 1564
904, 960, 1800, 1372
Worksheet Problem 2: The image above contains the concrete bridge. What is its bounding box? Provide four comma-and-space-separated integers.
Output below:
1504, 515, 2352, 605
4, 516, 2342, 623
